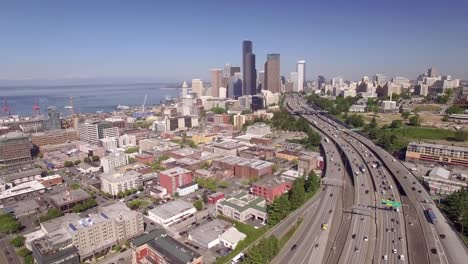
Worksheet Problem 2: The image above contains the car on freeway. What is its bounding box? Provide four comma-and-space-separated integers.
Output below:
399, 255, 405, 261
363, 236, 368, 241
291, 244, 297, 251
392, 248, 397, 254
383, 255, 388, 261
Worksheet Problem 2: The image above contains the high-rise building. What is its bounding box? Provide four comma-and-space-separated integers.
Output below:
290, 72, 298, 92
210, 69, 223, 97
230, 66, 241, 76
191, 79, 204, 98
264, 54, 281, 94
101, 151, 128, 173
228, 75, 243, 99
428, 67, 437, 78
317, 75, 326, 90
373, 74, 388, 86
297, 60, 306, 92
182, 81, 189, 98
242, 40, 257, 96
0, 132, 31, 165
44, 106, 61, 131
257, 70, 265, 91
78, 122, 99, 144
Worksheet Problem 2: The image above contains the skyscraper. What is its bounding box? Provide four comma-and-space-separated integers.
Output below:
210, 69, 223, 97
297, 60, 306, 92
181, 81, 189, 98
191, 79, 204, 98
228, 73, 243, 99
264, 54, 281, 94
257, 70, 265, 91
290, 72, 298, 92
44, 106, 61, 131
427, 67, 437, 77
242, 40, 257, 96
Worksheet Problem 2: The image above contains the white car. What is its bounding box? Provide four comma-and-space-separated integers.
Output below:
363, 236, 368, 241
383, 255, 388, 261
392, 248, 397, 254
399, 255, 405, 261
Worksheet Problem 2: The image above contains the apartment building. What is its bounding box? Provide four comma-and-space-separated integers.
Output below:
101, 151, 128, 173
406, 142, 468, 167
0, 132, 31, 165
31, 129, 78, 147
101, 170, 143, 196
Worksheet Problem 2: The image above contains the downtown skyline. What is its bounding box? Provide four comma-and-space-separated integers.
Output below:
1, 0, 468, 84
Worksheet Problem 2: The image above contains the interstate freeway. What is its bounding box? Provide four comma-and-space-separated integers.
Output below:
281, 94, 467, 264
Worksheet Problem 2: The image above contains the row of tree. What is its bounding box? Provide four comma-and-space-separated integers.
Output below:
267, 170, 320, 227
243, 236, 280, 264
71, 198, 98, 213
271, 110, 321, 148
442, 189, 468, 237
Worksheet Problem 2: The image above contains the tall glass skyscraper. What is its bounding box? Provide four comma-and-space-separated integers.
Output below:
242, 40, 257, 96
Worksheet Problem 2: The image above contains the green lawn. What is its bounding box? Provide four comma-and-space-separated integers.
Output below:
388, 127, 457, 141
279, 218, 303, 248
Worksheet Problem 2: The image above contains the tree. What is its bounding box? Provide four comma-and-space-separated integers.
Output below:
128, 157, 136, 164
408, 115, 422, 126
241, 109, 252, 115
64, 161, 74, 167
211, 107, 227, 114
70, 183, 81, 190
202, 192, 208, 203
17, 248, 32, 258
125, 146, 139, 154
9, 235, 25, 247
91, 155, 100, 162
289, 178, 306, 210
446, 106, 464, 115
0, 214, 21, 234
389, 120, 403, 129
401, 111, 411, 121
73, 160, 81, 165
83, 157, 91, 163
305, 170, 320, 193
443, 189, 468, 236
453, 130, 468, 142
193, 200, 203, 211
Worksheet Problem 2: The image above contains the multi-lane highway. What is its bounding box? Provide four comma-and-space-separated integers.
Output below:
283, 94, 467, 264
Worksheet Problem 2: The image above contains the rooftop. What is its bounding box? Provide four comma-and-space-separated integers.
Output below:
188, 219, 231, 246
0, 181, 45, 200
409, 142, 468, 152
50, 189, 91, 206
160, 167, 191, 177
219, 226, 246, 245
218, 191, 266, 213
213, 142, 245, 150
148, 200, 195, 220
101, 170, 142, 183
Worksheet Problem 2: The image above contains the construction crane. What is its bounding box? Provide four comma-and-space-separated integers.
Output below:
142, 94, 148, 112
2, 97, 10, 115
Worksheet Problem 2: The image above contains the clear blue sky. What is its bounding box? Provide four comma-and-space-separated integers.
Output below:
1, 0, 467, 84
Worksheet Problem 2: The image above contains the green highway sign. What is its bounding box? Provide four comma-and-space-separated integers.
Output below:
381, 199, 401, 208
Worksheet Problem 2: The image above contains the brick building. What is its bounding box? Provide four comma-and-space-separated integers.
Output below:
159, 167, 193, 194
252, 178, 291, 202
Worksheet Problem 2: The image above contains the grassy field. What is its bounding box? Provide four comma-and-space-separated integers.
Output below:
389, 127, 457, 141
414, 104, 442, 112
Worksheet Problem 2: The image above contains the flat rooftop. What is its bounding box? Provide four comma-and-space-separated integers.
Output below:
218, 191, 266, 213
188, 219, 230, 246
408, 142, 468, 153
50, 189, 91, 206
148, 200, 195, 220
160, 167, 191, 177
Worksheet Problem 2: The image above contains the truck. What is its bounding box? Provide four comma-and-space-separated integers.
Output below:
425, 208, 437, 224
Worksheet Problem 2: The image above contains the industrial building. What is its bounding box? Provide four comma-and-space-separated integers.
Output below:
216, 191, 267, 222
212, 156, 274, 178
147, 200, 197, 227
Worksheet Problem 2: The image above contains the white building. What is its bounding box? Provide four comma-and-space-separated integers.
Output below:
297, 60, 306, 92
219, 226, 246, 249
423, 167, 467, 195
147, 200, 197, 227
100, 170, 143, 195
176, 182, 199, 196
192, 79, 204, 98
103, 127, 119, 139
78, 123, 99, 144
100, 137, 118, 151
100, 151, 129, 173
290, 72, 298, 92
118, 134, 137, 148
380, 100, 397, 112
349, 104, 366, 113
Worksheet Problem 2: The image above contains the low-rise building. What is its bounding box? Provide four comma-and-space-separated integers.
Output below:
298, 153, 324, 173
131, 229, 202, 264
188, 219, 231, 248
252, 177, 292, 202
406, 142, 468, 167
208, 192, 225, 204
0, 180, 45, 202
50, 189, 92, 212
275, 149, 300, 162
147, 200, 197, 227
212, 156, 274, 178
176, 182, 199, 196
219, 226, 247, 249
423, 167, 467, 195
212, 142, 248, 156
37, 174, 63, 188
31, 237, 80, 264
101, 170, 143, 196
245, 122, 271, 137
216, 191, 267, 222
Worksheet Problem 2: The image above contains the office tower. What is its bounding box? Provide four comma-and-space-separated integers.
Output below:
373, 74, 388, 86
332, 77, 344, 88
78, 122, 99, 144
210, 69, 223, 97
251, 95, 264, 111
182, 81, 189, 98
223, 64, 231, 79
317, 75, 326, 90
228, 76, 243, 99
242, 40, 257, 96
0, 132, 31, 165
297, 60, 306, 92
44, 106, 61, 131
428, 67, 437, 78
191, 79, 204, 98
230, 66, 241, 76
290, 72, 298, 92
264, 54, 281, 93
97, 122, 112, 139
256, 70, 265, 91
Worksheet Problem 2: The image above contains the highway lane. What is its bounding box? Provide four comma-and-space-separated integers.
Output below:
298, 94, 467, 264
273, 98, 346, 264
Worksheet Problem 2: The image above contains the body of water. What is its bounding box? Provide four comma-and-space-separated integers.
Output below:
0, 83, 181, 116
